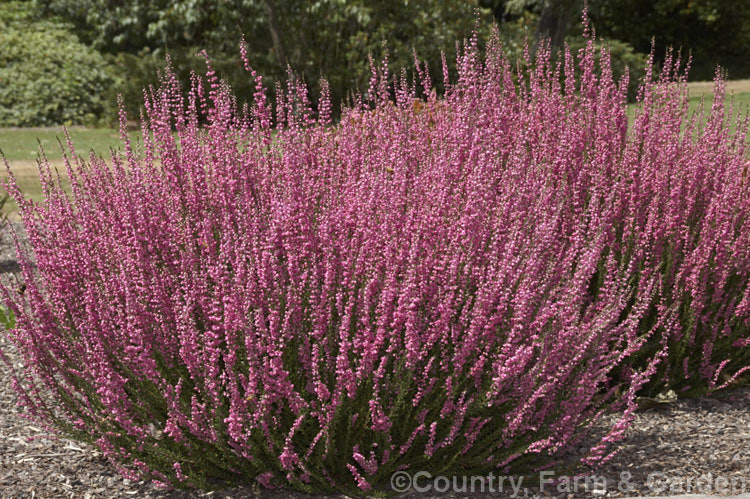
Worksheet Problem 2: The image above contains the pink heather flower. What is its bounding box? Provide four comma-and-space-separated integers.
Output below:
346, 464, 371, 492
257, 471, 276, 489
279, 446, 300, 471
173, 462, 186, 482
400, 424, 426, 456
352, 446, 379, 476
425, 422, 438, 458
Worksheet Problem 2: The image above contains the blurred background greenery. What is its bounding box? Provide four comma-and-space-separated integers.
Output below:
0, 0, 748, 128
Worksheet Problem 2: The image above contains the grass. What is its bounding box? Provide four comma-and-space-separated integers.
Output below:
625, 91, 750, 132
0, 127, 141, 217
688, 91, 750, 112
685, 90, 749, 135
0, 127, 139, 163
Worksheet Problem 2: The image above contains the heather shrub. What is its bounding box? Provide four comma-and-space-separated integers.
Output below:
2, 19, 749, 494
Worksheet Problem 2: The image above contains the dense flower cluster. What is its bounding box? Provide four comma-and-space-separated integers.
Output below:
2, 18, 748, 494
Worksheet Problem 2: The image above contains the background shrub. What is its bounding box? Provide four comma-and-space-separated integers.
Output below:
0, 2, 114, 127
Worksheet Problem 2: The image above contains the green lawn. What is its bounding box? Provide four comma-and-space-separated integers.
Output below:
626, 91, 750, 133
0, 127, 142, 217
687, 91, 750, 129
0, 126, 140, 162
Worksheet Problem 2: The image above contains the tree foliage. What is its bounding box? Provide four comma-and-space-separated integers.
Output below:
34, 0, 493, 119
482, 0, 750, 81
589, 0, 750, 80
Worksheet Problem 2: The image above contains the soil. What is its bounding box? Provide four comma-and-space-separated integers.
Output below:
1, 221, 748, 498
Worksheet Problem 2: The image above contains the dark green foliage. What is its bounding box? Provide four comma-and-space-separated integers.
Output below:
33, 0, 493, 120
482, 0, 750, 82
589, 0, 750, 81
0, 2, 114, 127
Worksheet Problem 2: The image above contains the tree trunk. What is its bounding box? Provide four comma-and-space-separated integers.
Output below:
533, 0, 579, 57
264, 0, 288, 68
